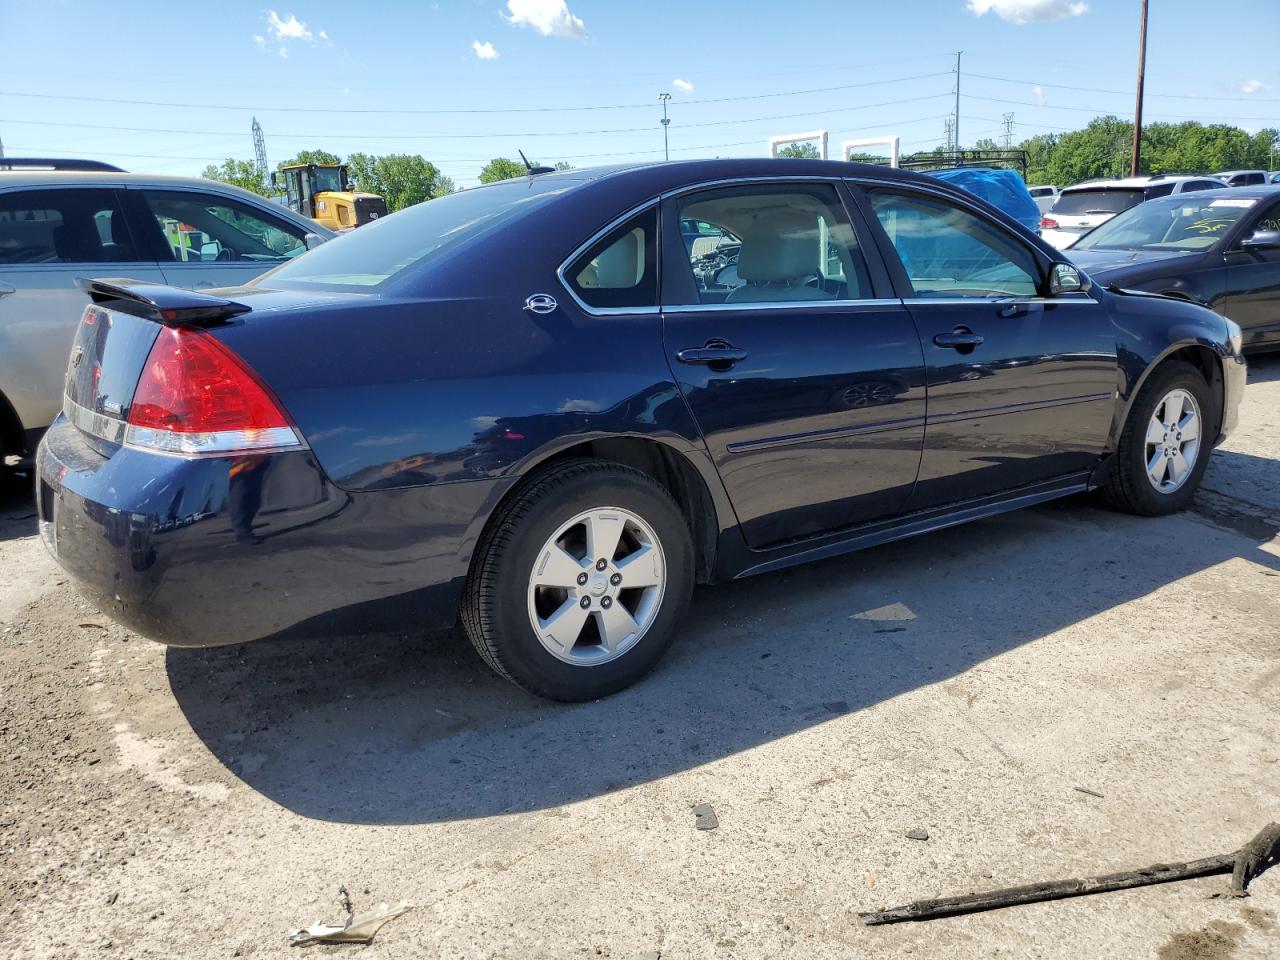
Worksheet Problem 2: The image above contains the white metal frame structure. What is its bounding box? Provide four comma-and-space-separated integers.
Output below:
769, 130, 829, 160
842, 136, 900, 167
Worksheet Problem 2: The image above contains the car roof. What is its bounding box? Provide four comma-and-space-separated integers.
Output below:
1213, 170, 1266, 176
1062, 174, 1216, 191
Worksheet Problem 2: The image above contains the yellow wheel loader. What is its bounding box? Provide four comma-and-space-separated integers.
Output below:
274, 163, 388, 230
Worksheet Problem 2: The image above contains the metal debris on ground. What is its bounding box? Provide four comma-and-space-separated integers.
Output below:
860, 822, 1280, 926
693, 803, 719, 831
1073, 786, 1105, 799
289, 887, 412, 946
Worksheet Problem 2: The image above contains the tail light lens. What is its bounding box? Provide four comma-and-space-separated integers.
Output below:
1040, 216, 1059, 230
125, 326, 302, 455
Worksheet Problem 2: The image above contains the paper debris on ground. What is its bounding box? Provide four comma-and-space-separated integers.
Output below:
851, 602, 916, 622
289, 900, 412, 946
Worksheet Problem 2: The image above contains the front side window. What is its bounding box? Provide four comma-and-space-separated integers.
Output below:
869, 190, 1039, 298
0, 188, 138, 264
565, 207, 657, 310
669, 183, 870, 305
141, 190, 307, 263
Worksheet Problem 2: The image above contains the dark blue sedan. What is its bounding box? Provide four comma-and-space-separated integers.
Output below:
36, 159, 1246, 700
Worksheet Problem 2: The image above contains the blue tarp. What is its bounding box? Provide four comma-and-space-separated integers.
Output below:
928, 167, 1042, 235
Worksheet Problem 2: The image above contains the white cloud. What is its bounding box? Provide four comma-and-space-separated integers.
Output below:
1032, 84, 1047, 106
967, 0, 1087, 24
505, 0, 586, 38
672, 78, 694, 94
1240, 79, 1266, 94
258, 11, 332, 57
473, 40, 500, 60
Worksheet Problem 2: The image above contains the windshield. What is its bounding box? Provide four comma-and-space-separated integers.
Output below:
312, 167, 344, 192
1073, 195, 1259, 252
261, 177, 573, 289
1051, 188, 1146, 216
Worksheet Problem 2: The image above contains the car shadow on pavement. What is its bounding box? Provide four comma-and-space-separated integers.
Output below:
166, 495, 1280, 825
0, 476, 37, 544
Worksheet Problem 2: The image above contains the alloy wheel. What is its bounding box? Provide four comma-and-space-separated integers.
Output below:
1144, 388, 1202, 493
526, 506, 666, 666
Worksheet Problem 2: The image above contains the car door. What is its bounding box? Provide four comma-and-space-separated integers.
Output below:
657, 180, 927, 548
857, 184, 1118, 510
129, 187, 310, 289
1220, 196, 1280, 350
0, 186, 166, 435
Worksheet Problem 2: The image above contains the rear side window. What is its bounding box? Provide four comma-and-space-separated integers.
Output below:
869, 190, 1039, 299
0, 189, 138, 264
1146, 183, 1176, 199
140, 191, 307, 263
1051, 189, 1144, 216
565, 207, 658, 310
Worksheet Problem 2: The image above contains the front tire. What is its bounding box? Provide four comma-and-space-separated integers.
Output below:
1102, 360, 1214, 516
462, 459, 694, 701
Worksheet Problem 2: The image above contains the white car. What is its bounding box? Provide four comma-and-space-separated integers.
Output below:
1028, 185, 1059, 214
1214, 170, 1270, 187
0, 158, 333, 466
1039, 175, 1226, 249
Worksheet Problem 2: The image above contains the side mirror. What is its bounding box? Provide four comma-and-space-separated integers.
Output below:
1240, 229, 1280, 250
1049, 262, 1087, 296
304, 232, 326, 250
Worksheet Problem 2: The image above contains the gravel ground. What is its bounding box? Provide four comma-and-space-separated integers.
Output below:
1, 357, 1277, 959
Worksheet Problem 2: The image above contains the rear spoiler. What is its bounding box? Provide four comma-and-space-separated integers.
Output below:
77, 278, 251, 327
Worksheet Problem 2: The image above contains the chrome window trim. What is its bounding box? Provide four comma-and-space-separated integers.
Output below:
555, 199, 661, 317
899, 296, 1100, 306
663, 298, 904, 314
657, 175, 852, 202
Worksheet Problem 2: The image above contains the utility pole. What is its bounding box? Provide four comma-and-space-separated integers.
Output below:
953, 51, 962, 152
1002, 113, 1014, 150
1131, 0, 1149, 176
658, 93, 672, 161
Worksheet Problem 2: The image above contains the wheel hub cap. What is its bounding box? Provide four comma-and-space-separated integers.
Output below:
527, 506, 667, 666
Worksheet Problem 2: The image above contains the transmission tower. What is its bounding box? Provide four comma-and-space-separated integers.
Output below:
1002, 113, 1015, 149
943, 117, 955, 152
251, 117, 268, 189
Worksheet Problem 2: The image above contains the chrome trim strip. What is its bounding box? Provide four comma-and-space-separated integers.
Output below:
62, 396, 127, 444
900, 296, 1099, 306
124, 424, 304, 458
657, 175, 850, 202
726, 413, 926, 453
926, 391, 1114, 425
663, 298, 904, 314
555, 198, 661, 318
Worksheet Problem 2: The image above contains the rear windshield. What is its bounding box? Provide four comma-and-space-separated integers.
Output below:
260, 177, 573, 290
1051, 189, 1145, 216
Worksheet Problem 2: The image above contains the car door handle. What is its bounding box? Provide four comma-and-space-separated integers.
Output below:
677, 342, 748, 366
933, 330, 985, 350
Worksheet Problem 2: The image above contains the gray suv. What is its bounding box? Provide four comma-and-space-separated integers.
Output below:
0, 159, 333, 464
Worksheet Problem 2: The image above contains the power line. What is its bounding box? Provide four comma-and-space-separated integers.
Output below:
0, 71, 951, 115
965, 70, 1280, 104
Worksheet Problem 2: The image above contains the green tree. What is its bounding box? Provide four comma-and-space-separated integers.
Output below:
201, 158, 270, 196
479, 157, 528, 183
777, 141, 821, 159
278, 149, 341, 169
554, 161, 574, 171
343, 153, 451, 211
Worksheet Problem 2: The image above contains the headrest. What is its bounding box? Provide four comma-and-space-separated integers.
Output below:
578, 227, 644, 289
736, 211, 820, 283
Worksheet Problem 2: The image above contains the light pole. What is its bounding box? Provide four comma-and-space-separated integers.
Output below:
659, 93, 672, 161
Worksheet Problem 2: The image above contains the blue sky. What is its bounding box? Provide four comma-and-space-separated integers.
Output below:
1, 0, 1277, 187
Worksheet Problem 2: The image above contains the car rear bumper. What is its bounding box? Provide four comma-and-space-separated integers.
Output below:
36, 414, 489, 647
1039, 228, 1086, 250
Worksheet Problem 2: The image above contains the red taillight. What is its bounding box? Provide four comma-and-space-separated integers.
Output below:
1040, 216, 1058, 230
125, 326, 300, 455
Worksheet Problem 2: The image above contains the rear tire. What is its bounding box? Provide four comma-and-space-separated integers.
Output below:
1102, 360, 1214, 516
462, 459, 694, 701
